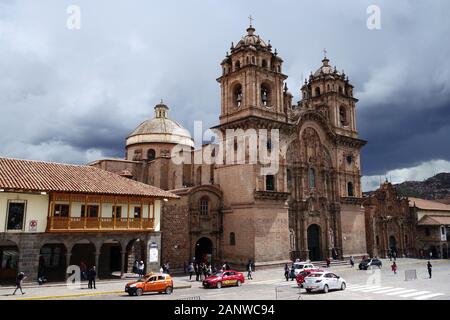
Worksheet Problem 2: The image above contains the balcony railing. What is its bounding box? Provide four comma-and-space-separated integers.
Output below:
47, 217, 155, 232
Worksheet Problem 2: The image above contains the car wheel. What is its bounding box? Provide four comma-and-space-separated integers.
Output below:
165, 286, 173, 295
128, 292, 133, 296
136, 288, 143, 296
341, 282, 346, 290
323, 285, 329, 294
236, 280, 242, 287
216, 282, 222, 289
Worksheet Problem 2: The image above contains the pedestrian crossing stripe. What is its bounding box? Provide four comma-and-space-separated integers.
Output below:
347, 284, 445, 300
413, 293, 445, 300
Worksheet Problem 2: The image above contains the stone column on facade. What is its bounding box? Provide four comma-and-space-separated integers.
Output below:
120, 251, 126, 277
372, 215, 378, 257
94, 252, 100, 280
324, 217, 331, 260
302, 215, 309, 261
65, 253, 72, 280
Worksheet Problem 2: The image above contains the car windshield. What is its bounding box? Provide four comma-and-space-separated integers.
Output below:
212, 272, 223, 277
307, 273, 323, 278
294, 264, 304, 269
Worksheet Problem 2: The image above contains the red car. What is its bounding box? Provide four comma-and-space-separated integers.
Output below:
202, 270, 245, 289
296, 268, 323, 288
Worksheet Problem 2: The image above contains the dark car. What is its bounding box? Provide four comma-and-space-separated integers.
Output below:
359, 258, 382, 270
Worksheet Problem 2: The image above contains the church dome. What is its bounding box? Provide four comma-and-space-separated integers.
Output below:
126, 102, 194, 148
234, 26, 270, 50
313, 57, 342, 79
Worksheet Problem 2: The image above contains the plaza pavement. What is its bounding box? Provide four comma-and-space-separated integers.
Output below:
0, 258, 448, 300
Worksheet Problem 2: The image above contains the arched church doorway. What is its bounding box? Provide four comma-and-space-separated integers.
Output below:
195, 237, 213, 264
389, 236, 397, 254
307, 224, 321, 261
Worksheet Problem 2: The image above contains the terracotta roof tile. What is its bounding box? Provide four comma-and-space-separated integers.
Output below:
409, 197, 450, 211
0, 157, 178, 199
418, 215, 450, 226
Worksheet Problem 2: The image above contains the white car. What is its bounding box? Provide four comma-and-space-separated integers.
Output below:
303, 272, 346, 293
293, 262, 316, 276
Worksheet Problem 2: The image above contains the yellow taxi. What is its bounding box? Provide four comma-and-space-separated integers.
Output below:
125, 273, 173, 296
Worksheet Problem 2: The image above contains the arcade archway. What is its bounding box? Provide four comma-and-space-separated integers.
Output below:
39, 243, 67, 281
195, 237, 213, 264
0, 240, 19, 283
307, 225, 321, 261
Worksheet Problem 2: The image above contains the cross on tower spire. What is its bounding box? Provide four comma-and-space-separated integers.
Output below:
248, 15, 254, 27
323, 48, 327, 59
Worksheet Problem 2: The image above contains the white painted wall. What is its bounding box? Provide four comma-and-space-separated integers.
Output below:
0, 192, 49, 233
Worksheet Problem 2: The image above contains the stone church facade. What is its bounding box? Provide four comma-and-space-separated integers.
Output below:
91, 24, 368, 269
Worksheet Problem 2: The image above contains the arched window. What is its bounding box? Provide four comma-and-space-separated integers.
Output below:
277, 65, 281, 72
376, 236, 380, 246
200, 197, 209, 216
246, 56, 249, 64
262, 59, 268, 68
308, 168, 316, 188
266, 175, 275, 191
233, 84, 242, 107
230, 232, 236, 246
287, 169, 292, 189
339, 106, 349, 127
261, 84, 270, 107
252, 56, 256, 64
347, 182, 354, 197
315, 87, 321, 96
235, 60, 241, 70
147, 149, 156, 160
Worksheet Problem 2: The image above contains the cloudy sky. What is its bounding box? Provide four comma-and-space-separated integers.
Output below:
0, 0, 449, 191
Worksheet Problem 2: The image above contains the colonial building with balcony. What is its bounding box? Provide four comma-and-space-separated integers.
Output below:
0, 157, 177, 283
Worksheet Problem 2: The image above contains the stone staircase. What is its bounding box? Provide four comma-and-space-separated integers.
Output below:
311, 259, 350, 268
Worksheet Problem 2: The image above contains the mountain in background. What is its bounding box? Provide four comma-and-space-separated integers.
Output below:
364, 173, 450, 202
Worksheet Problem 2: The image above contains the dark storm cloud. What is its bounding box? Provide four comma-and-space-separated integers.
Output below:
0, 0, 449, 187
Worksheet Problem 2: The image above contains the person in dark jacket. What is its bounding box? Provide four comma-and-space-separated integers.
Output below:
284, 264, 289, 281
289, 265, 296, 281
427, 261, 432, 279
326, 257, 331, 268
13, 272, 26, 295
88, 266, 97, 289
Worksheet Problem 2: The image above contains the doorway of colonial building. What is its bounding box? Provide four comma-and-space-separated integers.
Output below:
443, 244, 448, 259
389, 236, 397, 254
0, 240, 19, 283
99, 240, 122, 278
39, 243, 67, 281
307, 224, 321, 261
70, 242, 96, 269
195, 237, 213, 264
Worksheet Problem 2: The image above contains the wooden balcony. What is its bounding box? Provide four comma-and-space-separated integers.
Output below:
47, 217, 155, 232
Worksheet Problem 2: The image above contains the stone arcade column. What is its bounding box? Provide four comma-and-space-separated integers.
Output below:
65, 253, 72, 280
120, 251, 126, 277
94, 252, 100, 279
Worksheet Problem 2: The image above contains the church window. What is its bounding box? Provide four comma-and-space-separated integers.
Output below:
277, 65, 281, 72
308, 168, 316, 188
339, 106, 349, 127
261, 85, 270, 107
147, 149, 156, 160
230, 232, 236, 246
246, 56, 249, 64
347, 182, 354, 197
266, 175, 275, 191
235, 61, 241, 70
327, 84, 330, 92
315, 87, 321, 96
267, 138, 272, 152
252, 56, 256, 64
346, 155, 353, 165
287, 169, 292, 189
234, 84, 243, 107
339, 86, 343, 94
262, 59, 268, 68
200, 198, 209, 216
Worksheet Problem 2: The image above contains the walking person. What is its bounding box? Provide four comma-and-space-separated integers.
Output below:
326, 257, 331, 268
12, 272, 26, 295
138, 261, 145, 277
284, 263, 289, 281
427, 261, 432, 279
88, 266, 97, 289
350, 256, 355, 268
391, 261, 397, 275
247, 260, 253, 280
289, 265, 296, 281
133, 259, 139, 275
80, 260, 87, 281
188, 262, 194, 280
393, 251, 397, 261
195, 263, 200, 281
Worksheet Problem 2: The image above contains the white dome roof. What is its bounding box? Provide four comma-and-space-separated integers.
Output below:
126, 103, 194, 148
